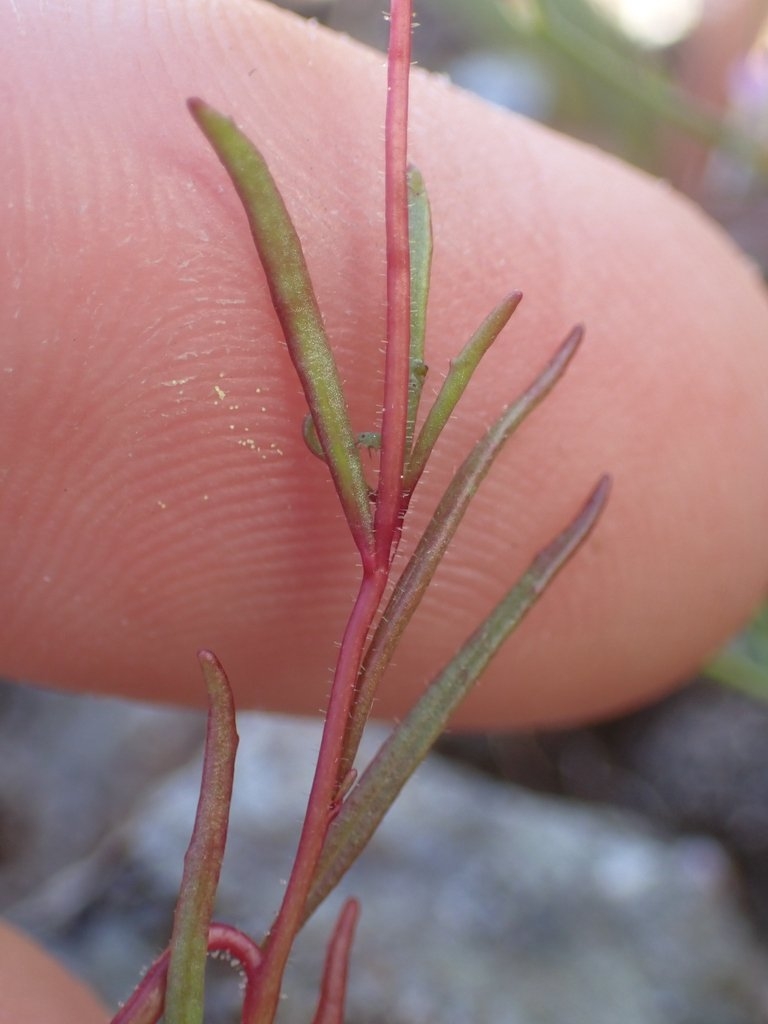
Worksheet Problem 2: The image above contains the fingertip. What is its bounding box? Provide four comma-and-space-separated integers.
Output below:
0, 921, 107, 1024
3, 0, 768, 726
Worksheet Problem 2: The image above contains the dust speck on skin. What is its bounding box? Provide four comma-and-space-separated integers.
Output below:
156, 500, 167, 510
161, 376, 195, 387
237, 438, 258, 451
213, 384, 227, 401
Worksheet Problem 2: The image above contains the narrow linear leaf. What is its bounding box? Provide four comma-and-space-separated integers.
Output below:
308, 474, 611, 919
406, 358, 428, 451
708, 602, 768, 700
405, 165, 432, 453
164, 650, 239, 1024
405, 291, 523, 492
188, 99, 374, 564
310, 899, 360, 1024
707, 651, 768, 700
407, 166, 431, 366
337, 325, 584, 782
706, 602, 768, 699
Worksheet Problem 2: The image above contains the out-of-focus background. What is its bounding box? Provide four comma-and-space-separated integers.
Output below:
286, 0, 768, 270
5, 2, 768, 1022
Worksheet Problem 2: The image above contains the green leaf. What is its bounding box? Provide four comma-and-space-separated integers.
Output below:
404, 291, 523, 493
337, 324, 585, 782
188, 99, 374, 564
307, 474, 610, 920
373, 0, 415, 566
164, 651, 238, 1024
705, 602, 768, 699
405, 165, 432, 454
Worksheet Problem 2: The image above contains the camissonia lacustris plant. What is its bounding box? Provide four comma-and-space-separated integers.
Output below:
111, 2, 610, 1022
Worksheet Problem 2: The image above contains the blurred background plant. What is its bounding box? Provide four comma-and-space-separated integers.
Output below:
279, 0, 768, 272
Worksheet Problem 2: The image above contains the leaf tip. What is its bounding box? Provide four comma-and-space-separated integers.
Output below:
590, 472, 613, 515
186, 95, 208, 122
574, 472, 612, 542
196, 649, 236, 718
505, 290, 524, 314
187, 97, 229, 137
565, 321, 585, 347
196, 647, 221, 673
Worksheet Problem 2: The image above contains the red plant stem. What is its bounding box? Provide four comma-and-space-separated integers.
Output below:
311, 899, 360, 1024
374, 0, 413, 567
246, 569, 387, 1023
110, 953, 167, 1024
110, 923, 262, 1024
243, 5, 413, 1018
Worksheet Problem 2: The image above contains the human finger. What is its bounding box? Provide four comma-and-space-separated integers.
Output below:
0, 921, 107, 1024
3, 0, 768, 726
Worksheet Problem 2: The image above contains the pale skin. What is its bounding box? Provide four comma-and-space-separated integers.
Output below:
3, 0, 768, 1016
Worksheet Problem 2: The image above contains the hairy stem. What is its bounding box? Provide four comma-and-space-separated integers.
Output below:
374, 0, 414, 566
246, 569, 387, 1023
306, 475, 611, 916
310, 899, 360, 1024
111, 924, 262, 1024
338, 325, 584, 782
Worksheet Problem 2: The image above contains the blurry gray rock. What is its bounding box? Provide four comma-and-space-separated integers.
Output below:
0, 679, 203, 909
439, 681, 768, 933
9, 712, 768, 1024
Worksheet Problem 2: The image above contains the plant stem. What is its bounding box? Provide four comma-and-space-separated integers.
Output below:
337, 324, 584, 782
238, 5, 416, 1018
310, 899, 360, 1024
306, 474, 611, 917
111, 924, 262, 1024
374, 0, 413, 567
245, 569, 387, 1023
